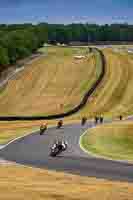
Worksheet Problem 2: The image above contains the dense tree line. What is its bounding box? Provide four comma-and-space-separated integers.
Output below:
0, 23, 133, 73
0, 23, 48, 71
47, 23, 133, 44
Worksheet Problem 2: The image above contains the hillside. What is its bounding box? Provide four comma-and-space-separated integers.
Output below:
72, 48, 133, 119
0, 47, 97, 116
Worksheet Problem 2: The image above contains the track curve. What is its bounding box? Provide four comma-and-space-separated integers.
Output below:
0, 122, 133, 182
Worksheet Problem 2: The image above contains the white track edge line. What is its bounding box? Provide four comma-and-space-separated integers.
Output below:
0, 123, 62, 150
0, 129, 39, 150
1, 119, 133, 165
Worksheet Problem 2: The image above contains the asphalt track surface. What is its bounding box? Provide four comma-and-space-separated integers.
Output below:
0, 122, 133, 182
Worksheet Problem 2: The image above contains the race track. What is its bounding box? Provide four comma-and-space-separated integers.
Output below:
0, 122, 133, 182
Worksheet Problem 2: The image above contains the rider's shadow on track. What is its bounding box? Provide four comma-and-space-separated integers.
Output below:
50, 154, 87, 161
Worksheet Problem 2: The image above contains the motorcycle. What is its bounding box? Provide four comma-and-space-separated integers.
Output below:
57, 120, 63, 129
50, 141, 68, 157
50, 146, 60, 157
81, 117, 87, 126
39, 125, 47, 135
61, 141, 68, 151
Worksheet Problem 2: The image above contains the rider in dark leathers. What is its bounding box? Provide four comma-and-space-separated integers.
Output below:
94, 116, 99, 124
57, 120, 63, 129
119, 115, 123, 120
81, 117, 87, 126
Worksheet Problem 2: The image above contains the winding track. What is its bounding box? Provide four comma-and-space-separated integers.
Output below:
0, 122, 133, 182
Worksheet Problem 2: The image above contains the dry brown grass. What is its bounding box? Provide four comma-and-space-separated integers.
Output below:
70, 49, 133, 119
0, 164, 133, 200
0, 47, 96, 116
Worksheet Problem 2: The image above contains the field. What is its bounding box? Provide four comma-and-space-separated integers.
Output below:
0, 164, 133, 200
72, 48, 133, 119
81, 121, 133, 161
0, 47, 98, 116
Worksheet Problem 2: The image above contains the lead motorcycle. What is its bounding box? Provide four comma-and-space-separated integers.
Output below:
50, 140, 68, 157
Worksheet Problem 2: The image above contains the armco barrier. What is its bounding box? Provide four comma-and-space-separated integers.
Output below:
0, 48, 105, 121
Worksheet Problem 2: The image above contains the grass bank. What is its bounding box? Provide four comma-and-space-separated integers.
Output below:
0, 164, 133, 200
0, 46, 96, 116
80, 121, 133, 161
72, 48, 133, 119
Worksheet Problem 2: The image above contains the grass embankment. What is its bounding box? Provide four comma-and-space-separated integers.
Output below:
0, 47, 96, 116
81, 121, 133, 161
0, 165, 133, 200
72, 48, 133, 119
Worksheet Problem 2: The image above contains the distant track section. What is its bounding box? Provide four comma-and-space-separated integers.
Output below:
0, 48, 105, 121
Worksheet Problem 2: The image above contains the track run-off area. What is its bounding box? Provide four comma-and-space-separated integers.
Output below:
0, 47, 133, 183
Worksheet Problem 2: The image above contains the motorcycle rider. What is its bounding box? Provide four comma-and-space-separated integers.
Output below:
99, 116, 103, 124
50, 138, 68, 157
81, 117, 87, 126
57, 120, 63, 129
52, 139, 68, 151
94, 116, 99, 124
40, 123, 47, 135
119, 115, 123, 120
60, 140, 68, 150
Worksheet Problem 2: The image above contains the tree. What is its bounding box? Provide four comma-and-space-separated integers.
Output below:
0, 46, 9, 66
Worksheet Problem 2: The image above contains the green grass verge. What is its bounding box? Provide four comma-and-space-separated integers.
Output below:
80, 122, 133, 161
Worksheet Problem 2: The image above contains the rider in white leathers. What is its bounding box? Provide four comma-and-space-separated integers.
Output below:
52, 139, 68, 151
